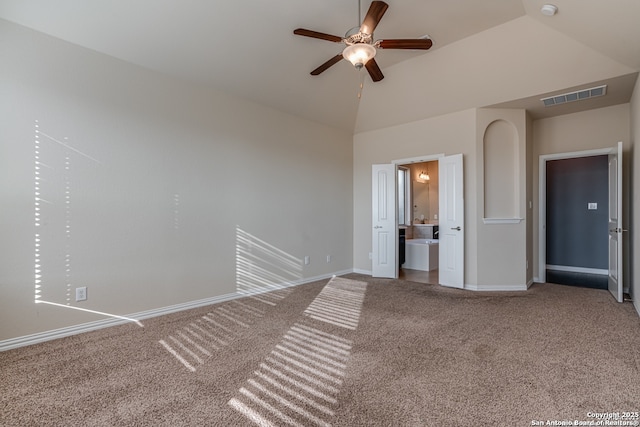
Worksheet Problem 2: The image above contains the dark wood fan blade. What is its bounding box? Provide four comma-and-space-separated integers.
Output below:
360, 1, 389, 35
311, 54, 344, 75
365, 58, 384, 82
378, 38, 433, 50
294, 28, 343, 43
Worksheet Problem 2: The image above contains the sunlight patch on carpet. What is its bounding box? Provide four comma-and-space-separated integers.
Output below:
303, 280, 367, 330
228, 276, 367, 426
158, 295, 283, 372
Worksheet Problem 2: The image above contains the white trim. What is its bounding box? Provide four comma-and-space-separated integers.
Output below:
533, 276, 542, 283
392, 153, 445, 165
351, 272, 530, 292
540, 148, 612, 162
0, 293, 238, 352
464, 283, 529, 292
634, 299, 640, 318
482, 218, 523, 224
0, 270, 353, 352
353, 268, 372, 275
545, 264, 608, 275
538, 147, 611, 283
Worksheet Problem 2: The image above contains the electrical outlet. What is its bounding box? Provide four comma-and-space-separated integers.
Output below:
75, 286, 87, 301
434, 214, 438, 220
326, 255, 331, 263
304, 256, 310, 265
368, 252, 373, 260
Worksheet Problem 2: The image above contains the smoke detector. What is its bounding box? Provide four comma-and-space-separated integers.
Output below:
541, 4, 558, 16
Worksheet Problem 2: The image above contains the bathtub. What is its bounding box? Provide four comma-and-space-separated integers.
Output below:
403, 239, 439, 271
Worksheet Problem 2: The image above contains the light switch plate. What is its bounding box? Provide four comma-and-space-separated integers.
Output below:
588, 202, 597, 210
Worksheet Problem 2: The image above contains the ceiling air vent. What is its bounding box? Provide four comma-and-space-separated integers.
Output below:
541, 85, 607, 107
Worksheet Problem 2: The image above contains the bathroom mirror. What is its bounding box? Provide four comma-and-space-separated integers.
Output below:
409, 160, 439, 224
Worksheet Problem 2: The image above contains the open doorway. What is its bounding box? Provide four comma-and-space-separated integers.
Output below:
397, 159, 440, 285
373, 153, 463, 288
539, 143, 624, 302
545, 155, 609, 289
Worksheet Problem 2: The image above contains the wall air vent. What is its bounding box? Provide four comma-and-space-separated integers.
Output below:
541, 85, 607, 107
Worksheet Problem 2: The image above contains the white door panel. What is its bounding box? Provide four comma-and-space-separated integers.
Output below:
372, 164, 397, 278
607, 141, 623, 303
439, 154, 464, 288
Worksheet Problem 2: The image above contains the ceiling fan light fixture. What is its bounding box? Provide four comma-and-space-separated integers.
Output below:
342, 43, 376, 69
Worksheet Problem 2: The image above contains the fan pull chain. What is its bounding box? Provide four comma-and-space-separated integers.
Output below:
357, 68, 366, 100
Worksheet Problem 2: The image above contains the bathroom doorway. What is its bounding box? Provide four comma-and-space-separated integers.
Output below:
373, 153, 463, 287
398, 159, 440, 285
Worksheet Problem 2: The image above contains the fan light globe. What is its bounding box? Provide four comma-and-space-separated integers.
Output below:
342, 44, 376, 69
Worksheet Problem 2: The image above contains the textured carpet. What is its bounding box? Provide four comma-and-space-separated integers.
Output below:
1, 274, 639, 426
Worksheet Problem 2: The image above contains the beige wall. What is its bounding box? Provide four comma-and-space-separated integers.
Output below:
531, 104, 631, 283
355, 16, 635, 133
631, 74, 640, 315
355, 102, 635, 297
353, 109, 478, 283
476, 109, 529, 288
354, 107, 531, 290
0, 21, 353, 341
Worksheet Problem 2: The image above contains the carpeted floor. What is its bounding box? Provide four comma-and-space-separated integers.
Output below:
1, 274, 639, 426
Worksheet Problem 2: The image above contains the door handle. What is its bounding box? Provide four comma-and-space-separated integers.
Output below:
374, 226, 383, 229
610, 228, 629, 233
451, 226, 461, 231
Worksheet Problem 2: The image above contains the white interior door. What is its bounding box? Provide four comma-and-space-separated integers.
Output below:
607, 141, 623, 302
372, 164, 397, 278
438, 154, 464, 288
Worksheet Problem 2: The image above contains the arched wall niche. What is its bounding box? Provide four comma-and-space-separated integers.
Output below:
483, 119, 519, 219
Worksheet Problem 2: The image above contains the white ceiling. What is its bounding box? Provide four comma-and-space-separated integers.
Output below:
1, 0, 639, 132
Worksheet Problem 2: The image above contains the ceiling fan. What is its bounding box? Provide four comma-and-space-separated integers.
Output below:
293, 0, 432, 82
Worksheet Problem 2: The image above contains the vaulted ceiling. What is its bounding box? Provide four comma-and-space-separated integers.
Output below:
1, 0, 638, 132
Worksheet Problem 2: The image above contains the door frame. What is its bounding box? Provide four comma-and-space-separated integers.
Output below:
538, 147, 613, 284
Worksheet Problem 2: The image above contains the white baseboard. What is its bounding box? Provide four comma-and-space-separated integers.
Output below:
0, 270, 353, 352
354, 270, 529, 292
0, 292, 240, 352
634, 299, 640, 318
465, 283, 529, 292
